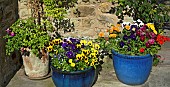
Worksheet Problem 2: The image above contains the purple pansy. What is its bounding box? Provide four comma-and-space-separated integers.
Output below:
130, 34, 136, 40
62, 42, 68, 50
66, 51, 75, 58
127, 46, 131, 51
130, 25, 138, 31
123, 35, 129, 40
119, 41, 125, 48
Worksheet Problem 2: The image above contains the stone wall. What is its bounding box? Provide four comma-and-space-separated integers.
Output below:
63, 0, 133, 38
0, 0, 22, 87
17, 0, 133, 38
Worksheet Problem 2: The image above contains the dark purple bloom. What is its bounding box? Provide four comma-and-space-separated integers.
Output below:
130, 25, 138, 31
149, 32, 156, 39
146, 31, 150, 38
127, 46, 131, 51
10, 32, 15, 36
71, 44, 76, 50
140, 26, 146, 31
70, 38, 76, 43
127, 40, 131, 44
62, 42, 68, 50
140, 35, 145, 42
146, 42, 151, 48
119, 41, 125, 48
66, 51, 74, 58
130, 34, 136, 40
123, 35, 129, 40
136, 30, 141, 36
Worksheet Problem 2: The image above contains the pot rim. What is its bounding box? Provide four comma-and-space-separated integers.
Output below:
112, 50, 152, 59
51, 66, 94, 75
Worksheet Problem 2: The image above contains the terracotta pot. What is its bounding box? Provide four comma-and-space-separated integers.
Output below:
22, 48, 49, 78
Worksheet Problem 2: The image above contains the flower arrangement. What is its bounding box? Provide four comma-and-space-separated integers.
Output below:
4, 18, 52, 57
97, 21, 170, 56
47, 37, 101, 72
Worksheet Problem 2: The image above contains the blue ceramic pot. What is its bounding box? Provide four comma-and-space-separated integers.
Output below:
112, 50, 153, 85
52, 67, 96, 87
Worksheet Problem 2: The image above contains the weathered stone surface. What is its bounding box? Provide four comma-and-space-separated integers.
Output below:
99, 2, 112, 13
77, 5, 96, 17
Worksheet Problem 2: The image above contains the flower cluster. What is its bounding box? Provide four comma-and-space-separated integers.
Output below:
47, 37, 100, 72
6, 28, 15, 37
98, 22, 170, 56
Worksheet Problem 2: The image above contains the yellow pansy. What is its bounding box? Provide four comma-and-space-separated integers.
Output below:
91, 48, 95, 51
93, 50, 98, 55
90, 53, 96, 58
47, 46, 53, 52
81, 68, 84, 70
69, 59, 73, 63
76, 54, 82, 60
52, 39, 62, 45
49, 42, 54, 46
84, 57, 88, 63
109, 34, 117, 38
94, 44, 100, 49
80, 40, 87, 45
71, 63, 75, 67
82, 49, 89, 55
90, 62, 95, 66
88, 41, 93, 46
92, 59, 97, 62
76, 44, 81, 48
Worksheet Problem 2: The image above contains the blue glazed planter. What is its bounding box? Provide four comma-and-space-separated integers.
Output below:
112, 50, 153, 85
52, 67, 96, 87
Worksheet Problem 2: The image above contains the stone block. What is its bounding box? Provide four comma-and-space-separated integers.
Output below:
98, 2, 112, 13
81, 17, 92, 27
70, 18, 82, 28
19, 9, 31, 18
97, 14, 118, 26
77, 5, 96, 17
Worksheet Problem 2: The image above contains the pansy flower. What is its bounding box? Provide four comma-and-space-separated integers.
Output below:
130, 25, 138, 31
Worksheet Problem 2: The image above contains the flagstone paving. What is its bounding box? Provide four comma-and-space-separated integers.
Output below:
6, 30, 170, 87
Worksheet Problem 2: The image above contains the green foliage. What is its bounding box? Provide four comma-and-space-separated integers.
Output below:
4, 18, 51, 57
111, 0, 170, 25
43, 0, 77, 20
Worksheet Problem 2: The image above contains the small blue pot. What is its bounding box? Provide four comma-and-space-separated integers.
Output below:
52, 67, 96, 87
112, 50, 153, 85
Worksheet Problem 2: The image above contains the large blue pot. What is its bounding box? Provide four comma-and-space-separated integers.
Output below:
52, 67, 96, 87
112, 50, 153, 85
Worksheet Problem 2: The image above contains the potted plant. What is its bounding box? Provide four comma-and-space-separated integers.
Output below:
111, 0, 170, 28
47, 37, 101, 87
97, 22, 170, 85
4, 18, 52, 78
